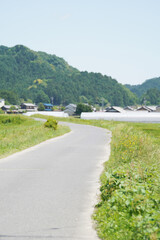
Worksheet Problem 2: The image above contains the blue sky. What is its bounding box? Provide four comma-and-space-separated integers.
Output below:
0, 0, 160, 85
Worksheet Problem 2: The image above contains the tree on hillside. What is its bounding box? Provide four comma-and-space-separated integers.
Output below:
141, 88, 160, 105
0, 90, 20, 104
79, 95, 88, 103
34, 90, 50, 104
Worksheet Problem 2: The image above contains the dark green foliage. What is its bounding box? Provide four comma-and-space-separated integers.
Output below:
34, 90, 50, 104
141, 88, 160, 105
44, 118, 58, 130
125, 77, 160, 98
60, 106, 65, 111
76, 103, 92, 115
0, 45, 137, 106
0, 90, 19, 104
38, 102, 45, 111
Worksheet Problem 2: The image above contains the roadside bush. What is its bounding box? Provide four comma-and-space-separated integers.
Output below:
44, 118, 58, 130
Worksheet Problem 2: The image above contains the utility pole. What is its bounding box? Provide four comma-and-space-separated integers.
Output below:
50, 96, 54, 105
102, 98, 104, 112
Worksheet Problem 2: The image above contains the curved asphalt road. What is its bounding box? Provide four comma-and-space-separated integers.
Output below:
0, 122, 111, 240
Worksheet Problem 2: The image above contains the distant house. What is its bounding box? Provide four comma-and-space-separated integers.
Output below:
64, 104, 77, 116
0, 99, 5, 108
1, 105, 19, 113
146, 106, 157, 112
43, 103, 53, 111
105, 106, 125, 113
136, 106, 156, 112
1, 105, 12, 111
156, 106, 160, 112
124, 106, 134, 111
21, 103, 37, 111
136, 106, 149, 112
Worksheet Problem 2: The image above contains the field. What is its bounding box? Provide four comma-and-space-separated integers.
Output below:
0, 115, 70, 158
33, 114, 160, 240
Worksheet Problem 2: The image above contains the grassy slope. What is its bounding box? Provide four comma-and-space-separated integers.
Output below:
94, 123, 160, 240
0, 115, 70, 158
33, 114, 160, 240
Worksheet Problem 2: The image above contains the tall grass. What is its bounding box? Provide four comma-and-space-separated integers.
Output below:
33, 114, 160, 239
94, 123, 160, 240
0, 115, 70, 158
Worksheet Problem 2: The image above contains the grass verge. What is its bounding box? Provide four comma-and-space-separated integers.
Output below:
33, 114, 160, 240
0, 115, 70, 159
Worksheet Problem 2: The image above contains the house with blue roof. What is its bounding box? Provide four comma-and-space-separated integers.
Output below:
43, 103, 53, 111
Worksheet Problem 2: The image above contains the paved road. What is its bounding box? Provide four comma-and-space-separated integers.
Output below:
0, 122, 111, 240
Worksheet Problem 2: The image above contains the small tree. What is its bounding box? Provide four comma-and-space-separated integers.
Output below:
52, 106, 59, 111
76, 103, 92, 115
38, 103, 45, 111
60, 105, 65, 111
10, 105, 17, 111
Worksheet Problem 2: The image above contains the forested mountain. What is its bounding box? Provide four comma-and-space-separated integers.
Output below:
0, 45, 137, 106
125, 77, 160, 98
140, 88, 160, 105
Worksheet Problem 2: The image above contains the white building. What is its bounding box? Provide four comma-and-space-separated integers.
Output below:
0, 99, 5, 108
64, 104, 77, 116
136, 106, 156, 112
21, 103, 37, 111
105, 106, 125, 113
156, 106, 160, 112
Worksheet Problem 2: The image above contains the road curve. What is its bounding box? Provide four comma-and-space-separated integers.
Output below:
0, 122, 111, 240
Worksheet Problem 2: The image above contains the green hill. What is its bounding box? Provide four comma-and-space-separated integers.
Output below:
0, 45, 137, 106
125, 77, 160, 98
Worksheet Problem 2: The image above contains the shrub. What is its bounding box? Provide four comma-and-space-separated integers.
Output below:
52, 106, 59, 111
76, 103, 92, 115
10, 105, 17, 110
38, 103, 45, 111
44, 118, 58, 130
